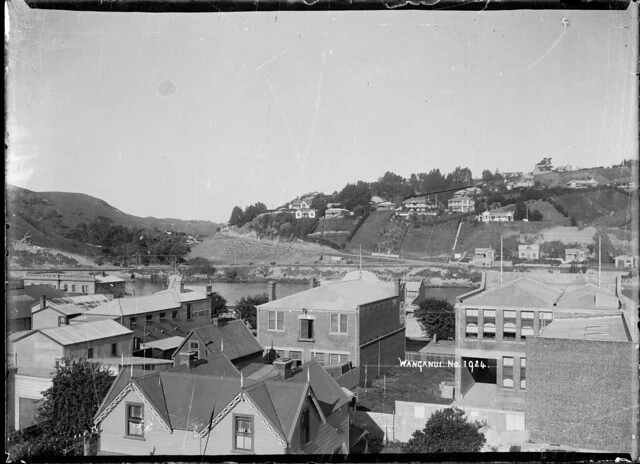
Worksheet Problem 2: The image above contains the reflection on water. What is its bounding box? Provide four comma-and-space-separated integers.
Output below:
125, 278, 473, 305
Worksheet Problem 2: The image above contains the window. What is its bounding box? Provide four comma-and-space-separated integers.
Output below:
87, 348, 93, 359
521, 311, 534, 339
268, 310, 284, 331
330, 314, 348, 334
159, 312, 166, 322
145, 314, 153, 325
502, 357, 514, 387
314, 352, 325, 365
126, 403, 144, 437
189, 341, 199, 360
520, 358, 526, 389
539, 311, 553, 330
71, 284, 76, 292
111, 343, 117, 356
129, 317, 137, 329
233, 415, 253, 451
465, 309, 478, 338
133, 337, 141, 351
299, 319, 314, 340
300, 408, 310, 444
187, 304, 192, 320
172, 310, 178, 320
503, 310, 516, 339
58, 316, 66, 326
329, 354, 348, 365
63, 284, 68, 291
483, 310, 496, 339
289, 350, 302, 366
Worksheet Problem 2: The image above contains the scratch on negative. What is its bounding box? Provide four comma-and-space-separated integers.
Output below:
528, 29, 566, 69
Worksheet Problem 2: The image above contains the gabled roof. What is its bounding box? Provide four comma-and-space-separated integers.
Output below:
259, 279, 395, 311
12, 319, 132, 345
153, 288, 208, 303
173, 354, 241, 378
288, 360, 351, 417
37, 320, 132, 345
555, 284, 620, 311
141, 336, 185, 351
174, 320, 263, 362
540, 315, 629, 342
460, 277, 562, 308
87, 293, 182, 317
7, 285, 66, 320
404, 281, 424, 292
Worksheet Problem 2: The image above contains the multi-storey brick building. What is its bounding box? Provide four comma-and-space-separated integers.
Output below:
454, 271, 638, 456
256, 277, 405, 384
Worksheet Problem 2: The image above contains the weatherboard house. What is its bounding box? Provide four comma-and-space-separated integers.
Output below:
93, 358, 351, 456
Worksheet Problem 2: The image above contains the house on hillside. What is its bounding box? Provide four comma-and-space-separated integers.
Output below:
615, 255, 638, 268
257, 276, 405, 385
7, 319, 134, 431
172, 319, 264, 369
374, 201, 397, 211
518, 245, 540, 260
454, 274, 636, 455
566, 178, 598, 189
477, 210, 514, 222
324, 208, 351, 219
93, 358, 351, 456
565, 248, 588, 263
472, 248, 496, 267
295, 209, 317, 219
448, 196, 476, 213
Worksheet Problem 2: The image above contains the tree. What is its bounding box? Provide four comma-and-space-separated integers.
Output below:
403, 407, 486, 453
513, 200, 528, 221
210, 292, 227, 318
529, 209, 543, 221
10, 359, 115, 459
481, 169, 495, 183
414, 297, 455, 341
229, 206, 245, 226
235, 293, 268, 329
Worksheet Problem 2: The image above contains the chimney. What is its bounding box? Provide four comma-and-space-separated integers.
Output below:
309, 277, 317, 290
102, 271, 106, 277
273, 357, 294, 380
212, 317, 225, 328
175, 351, 197, 368
268, 281, 277, 302
180, 281, 185, 293
395, 278, 403, 302
41, 295, 46, 310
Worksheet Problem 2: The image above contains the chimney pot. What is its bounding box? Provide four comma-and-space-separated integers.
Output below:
41, 295, 47, 310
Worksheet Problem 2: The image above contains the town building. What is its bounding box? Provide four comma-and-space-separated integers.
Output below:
564, 248, 588, 263
403, 279, 426, 307
93, 358, 351, 456
256, 275, 405, 385
172, 319, 264, 370
453, 272, 637, 455
518, 244, 540, 260
7, 319, 134, 431
448, 196, 476, 213
31, 294, 114, 329
23, 272, 126, 298
477, 210, 514, 222
7, 284, 66, 333
472, 248, 496, 267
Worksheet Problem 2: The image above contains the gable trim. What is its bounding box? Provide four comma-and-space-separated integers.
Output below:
199, 392, 242, 437
286, 383, 311, 443
94, 384, 132, 426
130, 381, 173, 434
241, 392, 288, 447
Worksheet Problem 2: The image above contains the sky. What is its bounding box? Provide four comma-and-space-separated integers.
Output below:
6, 1, 638, 223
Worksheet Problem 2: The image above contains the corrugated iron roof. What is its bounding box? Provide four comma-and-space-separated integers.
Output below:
40, 319, 132, 345
153, 288, 208, 303
88, 293, 182, 317
176, 320, 263, 362
259, 279, 396, 311
460, 277, 562, 308
141, 336, 185, 351
539, 315, 629, 342
555, 284, 620, 311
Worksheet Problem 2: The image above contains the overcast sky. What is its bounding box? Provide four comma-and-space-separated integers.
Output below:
6, 1, 638, 223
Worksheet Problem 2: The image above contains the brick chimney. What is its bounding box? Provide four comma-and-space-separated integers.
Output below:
273, 358, 294, 380
268, 281, 277, 302
309, 277, 317, 289
175, 351, 197, 368
40, 295, 46, 310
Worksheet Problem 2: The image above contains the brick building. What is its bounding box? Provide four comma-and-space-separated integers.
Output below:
256, 277, 405, 384
454, 271, 638, 456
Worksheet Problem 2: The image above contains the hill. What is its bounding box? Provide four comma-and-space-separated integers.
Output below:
534, 166, 633, 188
550, 189, 635, 228
6, 185, 220, 255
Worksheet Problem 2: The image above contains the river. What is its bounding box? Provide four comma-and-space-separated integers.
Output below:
125, 279, 472, 306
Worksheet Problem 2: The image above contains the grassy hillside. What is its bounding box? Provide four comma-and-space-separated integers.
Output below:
347, 211, 394, 252
550, 189, 635, 228
401, 219, 460, 259
534, 166, 633, 187
6, 185, 220, 254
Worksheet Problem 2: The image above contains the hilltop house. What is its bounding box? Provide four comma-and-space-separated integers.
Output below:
7, 319, 133, 431
256, 275, 405, 385
518, 245, 540, 260
24, 272, 126, 298
93, 358, 351, 456
454, 273, 637, 456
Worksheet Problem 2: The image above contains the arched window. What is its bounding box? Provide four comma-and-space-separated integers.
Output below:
483, 310, 496, 338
